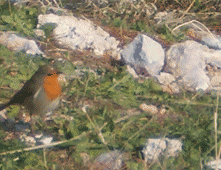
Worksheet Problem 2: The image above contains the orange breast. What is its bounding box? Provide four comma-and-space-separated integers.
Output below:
43, 73, 61, 100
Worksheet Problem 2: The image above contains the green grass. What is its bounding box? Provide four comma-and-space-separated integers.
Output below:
0, 0, 221, 169
0, 44, 220, 169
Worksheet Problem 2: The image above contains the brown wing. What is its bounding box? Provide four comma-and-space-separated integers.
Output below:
6, 69, 45, 106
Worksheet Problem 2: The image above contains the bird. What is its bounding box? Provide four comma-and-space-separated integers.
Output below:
0, 64, 63, 130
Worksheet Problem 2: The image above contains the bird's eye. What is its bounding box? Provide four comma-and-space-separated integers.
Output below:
47, 73, 53, 76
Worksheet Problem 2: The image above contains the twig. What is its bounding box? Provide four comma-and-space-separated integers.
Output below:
82, 106, 107, 145
215, 92, 219, 160
140, 95, 220, 107
0, 131, 90, 156
58, 0, 62, 7
43, 147, 48, 169
37, 0, 45, 6
196, 12, 221, 15
114, 115, 130, 123
8, 0, 11, 13
127, 117, 154, 142
46, 48, 69, 52
107, 74, 131, 92
45, 0, 51, 6
179, 0, 195, 19
52, 0, 60, 8
191, 22, 215, 39
171, 20, 216, 39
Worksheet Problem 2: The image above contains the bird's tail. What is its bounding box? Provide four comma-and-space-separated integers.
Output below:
0, 104, 7, 111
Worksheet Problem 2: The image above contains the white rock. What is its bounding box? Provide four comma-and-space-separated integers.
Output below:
20, 134, 36, 146
206, 159, 221, 169
142, 138, 183, 163
0, 33, 43, 55
34, 29, 46, 38
121, 34, 165, 76
37, 14, 120, 57
165, 138, 182, 157
156, 72, 176, 84
142, 138, 167, 162
92, 150, 123, 170
202, 36, 221, 49
0, 110, 7, 122
205, 50, 221, 68
154, 11, 168, 24
126, 65, 139, 78
39, 136, 53, 145
165, 40, 211, 91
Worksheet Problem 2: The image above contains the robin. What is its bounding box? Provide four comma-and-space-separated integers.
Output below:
0, 64, 63, 128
